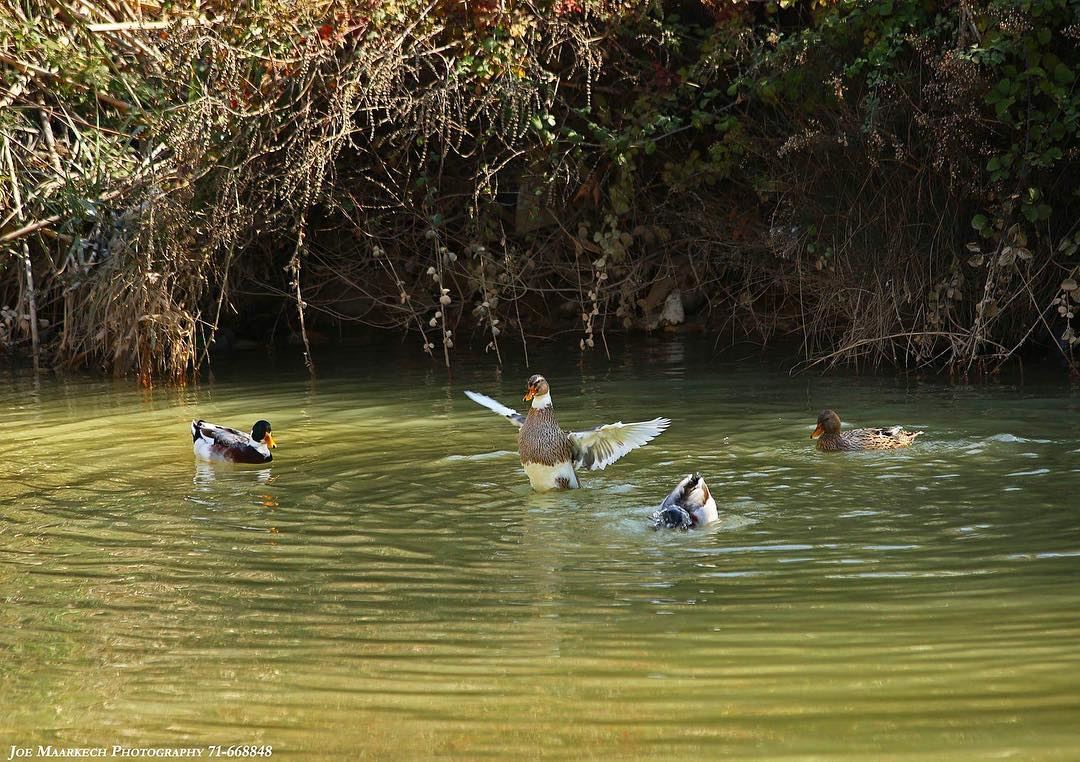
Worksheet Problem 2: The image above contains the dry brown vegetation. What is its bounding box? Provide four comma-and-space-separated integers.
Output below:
1, 0, 1078, 380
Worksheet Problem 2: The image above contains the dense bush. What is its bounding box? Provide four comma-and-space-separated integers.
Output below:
1, 0, 1077, 379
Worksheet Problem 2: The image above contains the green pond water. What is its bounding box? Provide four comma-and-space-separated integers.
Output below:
2, 339, 1079, 759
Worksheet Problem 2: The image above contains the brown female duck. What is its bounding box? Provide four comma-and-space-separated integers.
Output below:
811, 409, 922, 452
465, 374, 670, 491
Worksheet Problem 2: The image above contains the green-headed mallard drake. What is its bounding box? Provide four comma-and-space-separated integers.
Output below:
651, 473, 718, 530
811, 409, 922, 452
192, 419, 275, 464
465, 374, 670, 492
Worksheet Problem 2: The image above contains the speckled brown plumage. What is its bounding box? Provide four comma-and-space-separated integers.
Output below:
812, 409, 922, 451
518, 405, 573, 466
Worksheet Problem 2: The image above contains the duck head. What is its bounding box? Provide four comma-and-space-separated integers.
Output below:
811, 409, 841, 439
523, 375, 551, 408
251, 419, 276, 448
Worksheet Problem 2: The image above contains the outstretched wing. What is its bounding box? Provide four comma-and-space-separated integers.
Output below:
569, 417, 670, 471
464, 391, 525, 427
193, 420, 250, 448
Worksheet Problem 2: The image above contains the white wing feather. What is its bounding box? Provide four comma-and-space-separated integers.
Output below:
570, 417, 670, 471
464, 390, 525, 427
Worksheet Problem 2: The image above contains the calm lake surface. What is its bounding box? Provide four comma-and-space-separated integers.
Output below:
2, 339, 1079, 759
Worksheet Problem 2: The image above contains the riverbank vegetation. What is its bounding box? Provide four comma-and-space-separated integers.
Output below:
1, 0, 1078, 380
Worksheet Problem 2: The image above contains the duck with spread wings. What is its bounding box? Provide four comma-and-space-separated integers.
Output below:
465, 374, 670, 492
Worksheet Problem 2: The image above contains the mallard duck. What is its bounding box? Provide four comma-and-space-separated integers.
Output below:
651, 473, 718, 530
191, 419, 275, 464
465, 374, 670, 492
811, 409, 922, 451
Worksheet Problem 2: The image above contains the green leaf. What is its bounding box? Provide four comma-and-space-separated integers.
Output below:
971, 214, 988, 231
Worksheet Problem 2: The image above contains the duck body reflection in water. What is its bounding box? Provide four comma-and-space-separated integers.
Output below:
193, 463, 274, 487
